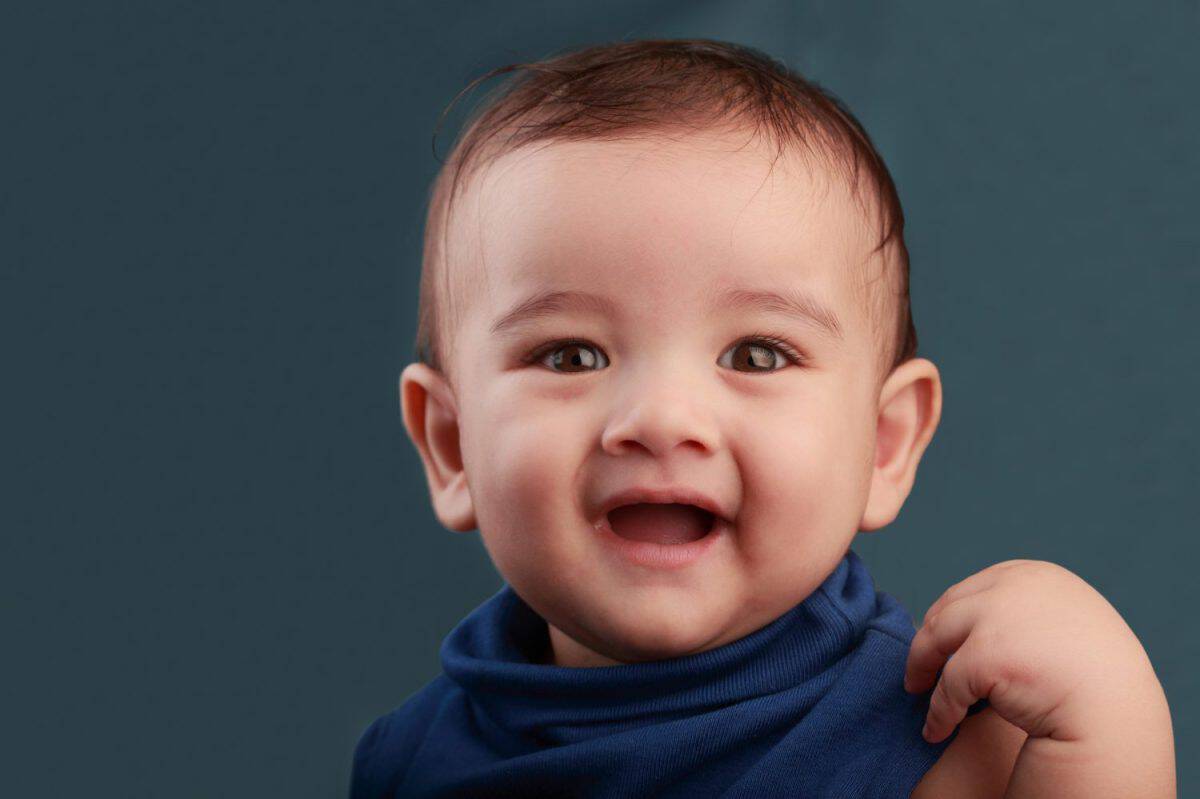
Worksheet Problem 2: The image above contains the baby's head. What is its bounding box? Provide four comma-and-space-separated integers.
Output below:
401, 39, 943, 667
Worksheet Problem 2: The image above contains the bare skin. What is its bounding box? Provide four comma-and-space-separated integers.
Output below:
404, 128, 936, 666
906, 560, 1175, 798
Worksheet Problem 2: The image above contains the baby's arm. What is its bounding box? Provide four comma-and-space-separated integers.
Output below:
903, 560, 1176, 798
1000, 664, 1174, 798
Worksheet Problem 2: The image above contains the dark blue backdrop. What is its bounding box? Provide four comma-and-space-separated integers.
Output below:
4, 1, 1196, 796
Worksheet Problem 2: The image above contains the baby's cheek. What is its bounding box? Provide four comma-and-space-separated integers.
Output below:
734, 413, 826, 512
471, 410, 586, 551
729, 412, 858, 570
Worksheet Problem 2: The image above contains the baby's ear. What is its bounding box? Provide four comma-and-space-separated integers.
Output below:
399, 362, 477, 533
859, 357, 943, 532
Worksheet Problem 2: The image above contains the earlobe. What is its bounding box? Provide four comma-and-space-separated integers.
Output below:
858, 358, 943, 532
399, 362, 477, 533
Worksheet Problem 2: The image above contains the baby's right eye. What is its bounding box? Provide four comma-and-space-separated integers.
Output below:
526, 339, 609, 373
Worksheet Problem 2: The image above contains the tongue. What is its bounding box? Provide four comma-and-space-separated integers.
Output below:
607, 503, 714, 544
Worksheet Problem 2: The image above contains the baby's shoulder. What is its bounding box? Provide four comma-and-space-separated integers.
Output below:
909, 705, 1027, 799
350, 674, 454, 799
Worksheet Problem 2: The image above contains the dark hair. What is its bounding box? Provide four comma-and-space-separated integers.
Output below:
415, 38, 917, 384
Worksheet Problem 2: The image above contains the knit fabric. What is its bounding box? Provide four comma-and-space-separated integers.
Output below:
350, 549, 988, 798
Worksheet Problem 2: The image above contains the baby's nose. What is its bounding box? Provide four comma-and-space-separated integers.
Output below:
599, 378, 720, 459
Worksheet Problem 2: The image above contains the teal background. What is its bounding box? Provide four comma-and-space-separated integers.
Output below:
4, 1, 1195, 796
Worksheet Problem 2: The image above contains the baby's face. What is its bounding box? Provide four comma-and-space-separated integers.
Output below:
433, 129, 910, 667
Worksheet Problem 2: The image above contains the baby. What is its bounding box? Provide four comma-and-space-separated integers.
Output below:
350, 39, 1175, 798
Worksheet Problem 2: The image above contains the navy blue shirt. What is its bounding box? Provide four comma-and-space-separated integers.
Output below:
350, 549, 987, 797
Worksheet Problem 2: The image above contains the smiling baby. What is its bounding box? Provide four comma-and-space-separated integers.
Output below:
350, 39, 1175, 799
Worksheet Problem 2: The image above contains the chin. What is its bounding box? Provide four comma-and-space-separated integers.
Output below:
580, 591, 731, 663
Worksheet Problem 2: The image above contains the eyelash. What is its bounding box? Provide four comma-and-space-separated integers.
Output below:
521, 330, 807, 372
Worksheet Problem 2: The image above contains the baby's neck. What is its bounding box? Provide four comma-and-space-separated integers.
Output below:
546, 622, 629, 668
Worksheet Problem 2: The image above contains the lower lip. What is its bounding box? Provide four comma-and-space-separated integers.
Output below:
594, 514, 727, 570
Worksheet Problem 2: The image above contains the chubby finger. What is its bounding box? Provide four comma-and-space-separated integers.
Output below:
904, 592, 983, 694
916, 563, 1003, 623
922, 643, 992, 743
919, 561, 1027, 628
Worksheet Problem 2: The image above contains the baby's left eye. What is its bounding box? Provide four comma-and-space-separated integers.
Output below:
718, 336, 805, 373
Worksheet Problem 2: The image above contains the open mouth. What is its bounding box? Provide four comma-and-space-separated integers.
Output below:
605, 502, 716, 545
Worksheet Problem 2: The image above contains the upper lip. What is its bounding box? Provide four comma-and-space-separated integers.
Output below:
597, 486, 733, 524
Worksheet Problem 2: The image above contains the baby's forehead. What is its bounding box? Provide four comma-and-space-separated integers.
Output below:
474, 133, 864, 246
457, 130, 879, 308
474, 129, 852, 212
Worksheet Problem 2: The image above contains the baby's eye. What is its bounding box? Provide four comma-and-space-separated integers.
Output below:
719, 335, 805, 373
528, 340, 609, 373
526, 335, 804, 374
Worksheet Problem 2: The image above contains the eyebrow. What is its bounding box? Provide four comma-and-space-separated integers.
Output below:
709, 285, 844, 341
490, 290, 620, 335
489, 284, 844, 341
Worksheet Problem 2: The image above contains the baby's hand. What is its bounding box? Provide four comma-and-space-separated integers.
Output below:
903, 560, 1176, 798
903, 559, 1136, 742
